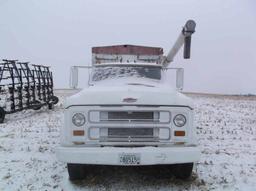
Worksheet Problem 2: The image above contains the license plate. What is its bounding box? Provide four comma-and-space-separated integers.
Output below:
119, 153, 141, 165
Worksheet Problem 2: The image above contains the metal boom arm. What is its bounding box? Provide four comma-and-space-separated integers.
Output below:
162, 20, 196, 66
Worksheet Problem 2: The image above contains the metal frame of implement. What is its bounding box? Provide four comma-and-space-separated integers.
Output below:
0, 59, 59, 123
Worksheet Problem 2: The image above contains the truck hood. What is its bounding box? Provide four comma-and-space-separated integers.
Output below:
65, 81, 193, 109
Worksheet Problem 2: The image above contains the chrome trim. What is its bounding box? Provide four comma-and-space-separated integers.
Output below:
100, 137, 159, 143
88, 110, 171, 124
158, 127, 171, 140
88, 127, 100, 140
88, 126, 171, 142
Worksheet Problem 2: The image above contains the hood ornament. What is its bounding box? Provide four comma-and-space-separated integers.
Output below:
122, 97, 137, 103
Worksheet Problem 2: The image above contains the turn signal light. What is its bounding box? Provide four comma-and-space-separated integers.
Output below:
174, 131, 186, 137
73, 130, 85, 136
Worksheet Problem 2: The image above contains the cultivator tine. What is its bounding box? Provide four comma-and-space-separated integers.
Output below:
0, 60, 58, 123
33, 65, 44, 102
32, 64, 54, 103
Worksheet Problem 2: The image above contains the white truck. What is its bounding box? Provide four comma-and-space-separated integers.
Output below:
56, 20, 200, 180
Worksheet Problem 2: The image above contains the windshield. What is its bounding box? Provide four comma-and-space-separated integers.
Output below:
91, 66, 161, 82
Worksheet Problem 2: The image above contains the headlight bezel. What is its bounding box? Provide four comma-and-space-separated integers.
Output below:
72, 113, 86, 127
173, 114, 187, 127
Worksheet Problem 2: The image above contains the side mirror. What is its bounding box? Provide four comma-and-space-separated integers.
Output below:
176, 68, 184, 90
69, 66, 92, 89
70, 66, 78, 89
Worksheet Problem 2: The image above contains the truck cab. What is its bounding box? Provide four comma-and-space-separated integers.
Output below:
56, 20, 200, 180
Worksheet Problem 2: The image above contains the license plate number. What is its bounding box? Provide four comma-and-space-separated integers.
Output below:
119, 153, 141, 165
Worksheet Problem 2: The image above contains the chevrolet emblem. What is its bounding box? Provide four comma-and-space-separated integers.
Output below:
122, 97, 137, 103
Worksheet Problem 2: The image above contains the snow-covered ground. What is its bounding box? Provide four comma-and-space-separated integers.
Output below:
0, 91, 256, 191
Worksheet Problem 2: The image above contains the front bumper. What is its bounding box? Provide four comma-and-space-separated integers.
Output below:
56, 146, 200, 166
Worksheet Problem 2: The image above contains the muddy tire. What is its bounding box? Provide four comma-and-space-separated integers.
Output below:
52, 96, 59, 105
33, 100, 42, 110
0, 107, 6, 124
67, 163, 86, 181
172, 163, 193, 179
48, 103, 54, 110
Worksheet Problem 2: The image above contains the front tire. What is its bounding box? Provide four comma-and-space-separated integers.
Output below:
67, 163, 86, 181
172, 163, 194, 179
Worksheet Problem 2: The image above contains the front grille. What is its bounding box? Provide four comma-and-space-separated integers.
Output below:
108, 111, 153, 120
88, 108, 171, 144
100, 111, 159, 122
108, 128, 153, 138
99, 127, 158, 142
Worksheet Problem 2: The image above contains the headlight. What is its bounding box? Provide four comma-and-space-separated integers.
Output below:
72, 113, 86, 127
173, 114, 186, 127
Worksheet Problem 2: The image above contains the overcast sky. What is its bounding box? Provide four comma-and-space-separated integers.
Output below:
0, 0, 256, 94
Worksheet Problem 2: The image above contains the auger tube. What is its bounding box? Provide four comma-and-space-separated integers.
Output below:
162, 20, 196, 66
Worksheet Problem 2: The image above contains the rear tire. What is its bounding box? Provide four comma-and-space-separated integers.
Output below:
0, 107, 6, 124
67, 163, 86, 181
172, 163, 193, 179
